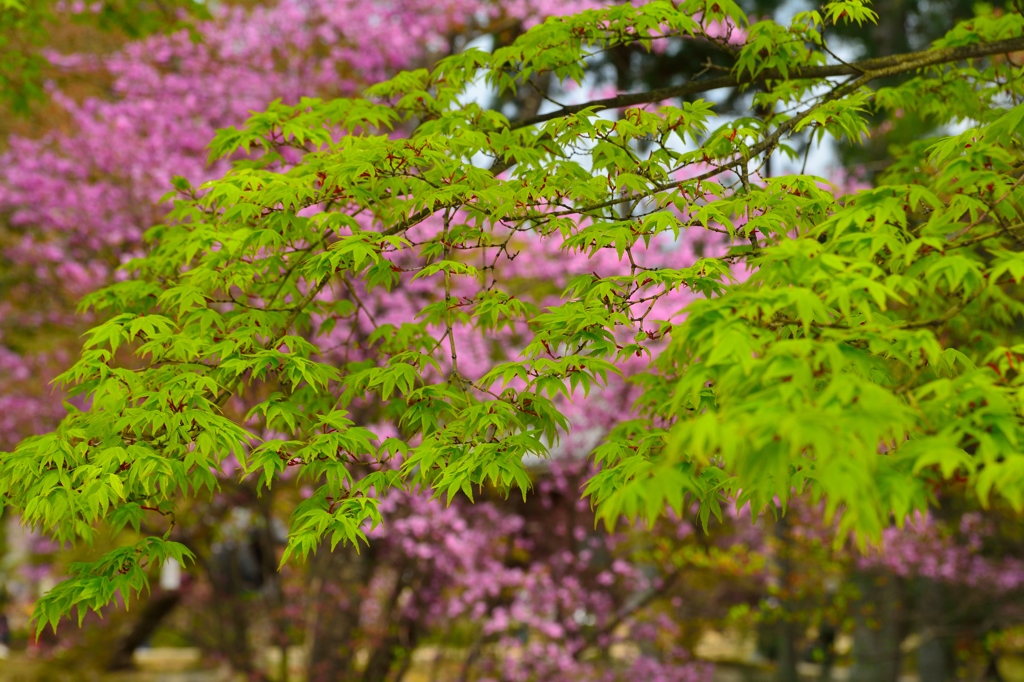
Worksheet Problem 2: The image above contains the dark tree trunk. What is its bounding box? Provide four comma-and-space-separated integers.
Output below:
362, 618, 399, 679
848, 570, 905, 682
775, 515, 799, 682
916, 578, 954, 682
362, 626, 416, 682
197, 542, 266, 680
815, 624, 837, 682
304, 543, 376, 682
255, 497, 290, 682
776, 621, 800, 682
105, 590, 182, 671
982, 654, 1006, 681
221, 594, 261, 677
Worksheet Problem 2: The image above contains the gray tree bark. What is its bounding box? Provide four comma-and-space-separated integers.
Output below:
916, 578, 954, 682
848, 571, 905, 682
304, 543, 377, 682
775, 516, 799, 682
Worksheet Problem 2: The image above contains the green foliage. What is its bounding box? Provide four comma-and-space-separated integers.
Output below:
32, 537, 192, 636
4, 0, 1024, 633
0, 0, 49, 113
0, 0, 209, 114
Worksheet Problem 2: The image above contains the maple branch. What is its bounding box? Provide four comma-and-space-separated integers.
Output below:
512, 35, 1024, 130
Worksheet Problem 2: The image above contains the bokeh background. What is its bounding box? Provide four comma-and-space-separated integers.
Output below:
2, 1, 1024, 681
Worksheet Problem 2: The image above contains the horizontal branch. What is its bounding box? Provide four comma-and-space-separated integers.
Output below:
512, 34, 1024, 130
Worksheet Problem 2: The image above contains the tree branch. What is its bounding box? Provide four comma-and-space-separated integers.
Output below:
512, 35, 1024, 130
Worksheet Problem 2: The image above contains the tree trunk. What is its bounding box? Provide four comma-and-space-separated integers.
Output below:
916, 578, 953, 682
105, 591, 182, 670
815, 623, 837, 682
775, 515, 799, 682
982, 654, 1005, 681
304, 543, 376, 682
848, 570, 904, 682
361, 607, 419, 682
197, 539, 267, 680
776, 621, 800, 682
255, 497, 290, 682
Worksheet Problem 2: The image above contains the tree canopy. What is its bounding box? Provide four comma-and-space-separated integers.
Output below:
4, 0, 1024, 635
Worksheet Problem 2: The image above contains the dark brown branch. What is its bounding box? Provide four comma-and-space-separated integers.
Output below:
512, 35, 1024, 130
